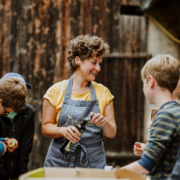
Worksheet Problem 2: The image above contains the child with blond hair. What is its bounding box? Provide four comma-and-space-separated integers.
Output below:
121, 55, 180, 180
134, 78, 180, 156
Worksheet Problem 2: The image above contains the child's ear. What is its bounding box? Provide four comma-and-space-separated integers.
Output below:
148, 75, 155, 88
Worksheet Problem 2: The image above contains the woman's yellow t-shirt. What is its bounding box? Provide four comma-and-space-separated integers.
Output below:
43, 80, 114, 125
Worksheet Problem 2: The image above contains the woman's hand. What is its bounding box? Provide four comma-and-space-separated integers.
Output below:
91, 113, 108, 127
4, 138, 18, 152
98, 101, 116, 138
133, 142, 145, 156
0, 142, 7, 156
61, 126, 81, 144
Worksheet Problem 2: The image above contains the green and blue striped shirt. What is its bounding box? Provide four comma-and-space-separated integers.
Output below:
138, 101, 180, 180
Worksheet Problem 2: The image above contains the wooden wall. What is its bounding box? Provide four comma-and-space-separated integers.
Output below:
0, 0, 147, 169
96, 14, 147, 166
121, 0, 141, 6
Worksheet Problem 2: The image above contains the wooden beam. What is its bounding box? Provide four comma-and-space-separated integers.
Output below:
103, 54, 148, 59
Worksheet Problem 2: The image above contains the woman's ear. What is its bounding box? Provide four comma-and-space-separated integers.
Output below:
75, 56, 80, 66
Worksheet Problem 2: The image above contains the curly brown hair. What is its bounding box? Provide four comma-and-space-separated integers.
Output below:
67, 35, 110, 71
0, 77, 27, 112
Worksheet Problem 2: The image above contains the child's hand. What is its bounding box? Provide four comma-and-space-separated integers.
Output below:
4, 138, 10, 145
90, 112, 108, 127
5, 138, 18, 152
133, 142, 145, 156
8, 141, 18, 152
0, 142, 7, 156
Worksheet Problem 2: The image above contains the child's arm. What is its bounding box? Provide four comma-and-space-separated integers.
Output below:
121, 161, 150, 174
0, 138, 6, 156
0, 138, 5, 142
0, 142, 7, 156
142, 112, 178, 163
121, 153, 156, 174
122, 111, 178, 174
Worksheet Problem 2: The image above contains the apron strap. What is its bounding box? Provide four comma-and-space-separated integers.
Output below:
64, 141, 102, 167
64, 75, 98, 101
65, 142, 89, 167
89, 80, 98, 101
64, 75, 73, 101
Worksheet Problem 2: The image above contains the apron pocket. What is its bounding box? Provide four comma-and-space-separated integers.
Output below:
50, 147, 70, 167
87, 142, 106, 168
46, 140, 70, 167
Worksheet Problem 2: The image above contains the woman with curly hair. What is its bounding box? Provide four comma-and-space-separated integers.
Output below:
42, 35, 116, 168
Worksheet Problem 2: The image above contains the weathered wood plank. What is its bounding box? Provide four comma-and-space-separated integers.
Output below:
0, 0, 11, 76
140, 16, 147, 55
69, 0, 82, 39
18, 0, 30, 75
0, 0, 4, 76
91, 0, 99, 35
61, 0, 69, 80
31, 0, 51, 169
8, 0, 18, 72
131, 16, 140, 54
121, 0, 140, 6
103, 0, 113, 52
123, 16, 133, 54
53, 0, 64, 83
113, 0, 121, 53
121, 0, 128, 5
119, 15, 147, 55
98, 0, 104, 38
128, 0, 140, 6
83, 0, 91, 35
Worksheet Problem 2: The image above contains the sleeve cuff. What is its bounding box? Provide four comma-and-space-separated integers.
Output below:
137, 154, 157, 172
0, 138, 5, 142
43, 96, 56, 109
0, 142, 4, 156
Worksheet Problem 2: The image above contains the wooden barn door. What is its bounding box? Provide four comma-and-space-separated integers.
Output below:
96, 14, 147, 166
96, 55, 147, 166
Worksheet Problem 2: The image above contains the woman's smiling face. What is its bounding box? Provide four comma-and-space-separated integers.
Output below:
77, 56, 103, 81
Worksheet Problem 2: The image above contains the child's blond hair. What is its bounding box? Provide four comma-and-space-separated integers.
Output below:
141, 54, 180, 93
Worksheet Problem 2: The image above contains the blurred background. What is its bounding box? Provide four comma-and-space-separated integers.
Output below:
0, 0, 180, 170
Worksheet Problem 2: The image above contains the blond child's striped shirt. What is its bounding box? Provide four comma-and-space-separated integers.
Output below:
138, 101, 180, 180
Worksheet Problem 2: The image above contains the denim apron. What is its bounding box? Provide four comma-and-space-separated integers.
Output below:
44, 75, 106, 168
